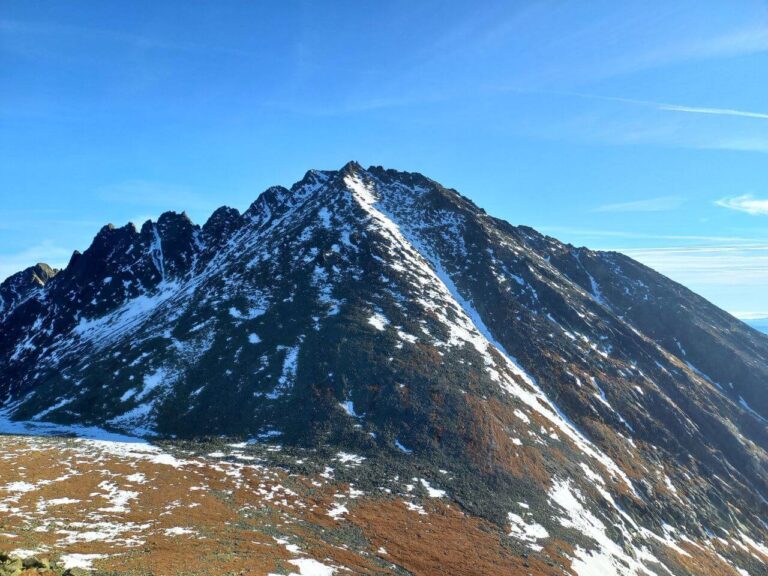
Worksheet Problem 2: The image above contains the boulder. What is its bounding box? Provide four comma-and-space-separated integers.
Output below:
21, 556, 50, 570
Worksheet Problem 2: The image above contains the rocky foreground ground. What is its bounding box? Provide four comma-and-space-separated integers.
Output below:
1, 433, 766, 576
0, 433, 559, 576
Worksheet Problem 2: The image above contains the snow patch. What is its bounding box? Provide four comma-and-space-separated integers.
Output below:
395, 439, 412, 454
367, 311, 390, 331
59, 553, 107, 571
285, 558, 336, 576
419, 479, 446, 498
508, 512, 549, 550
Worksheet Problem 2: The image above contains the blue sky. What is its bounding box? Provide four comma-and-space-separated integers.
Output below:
1, 1, 767, 318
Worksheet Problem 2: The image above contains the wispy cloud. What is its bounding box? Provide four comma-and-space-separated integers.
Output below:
619, 244, 768, 286
519, 90, 768, 154
656, 103, 768, 120
533, 222, 767, 316
587, 22, 768, 79
735, 311, 768, 320
591, 196, 684, 213
715, 194, 768, 215
538, 226, 754, 244
560, 92, 768, 122
692, 137, 768, 154
618, 244, 768, 318
667, 25, 768, 62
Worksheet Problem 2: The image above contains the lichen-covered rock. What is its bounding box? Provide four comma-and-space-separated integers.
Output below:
0, 556, 23, 576
21, 556, 50, 570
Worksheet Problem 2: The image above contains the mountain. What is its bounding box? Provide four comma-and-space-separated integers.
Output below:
1, 162, 767, 575
0, 262, 57, 318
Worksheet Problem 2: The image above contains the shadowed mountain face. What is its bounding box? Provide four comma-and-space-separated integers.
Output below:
1, 162, 766, 575
0, 262, 57, 320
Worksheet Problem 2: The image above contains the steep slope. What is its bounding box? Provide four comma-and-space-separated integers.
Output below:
1, 162, 766, 576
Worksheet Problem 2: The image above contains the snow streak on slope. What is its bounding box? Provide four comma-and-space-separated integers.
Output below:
2, 163, 766, 576
549, 479, 669, 576
344, 173, 638, 494
342, 172, 747, 573
73, 282, 181, 349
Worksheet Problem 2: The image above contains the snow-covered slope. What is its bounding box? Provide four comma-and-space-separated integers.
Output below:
1, 162, 766, 576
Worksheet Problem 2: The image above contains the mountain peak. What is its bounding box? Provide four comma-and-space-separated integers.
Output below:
31, 262, 57, 282
0, 262, 57, 291
339, 159, 364, 175
0, 163, 766, 576
0, 262, 58, 320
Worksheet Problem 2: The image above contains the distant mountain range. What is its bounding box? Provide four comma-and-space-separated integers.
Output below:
745, 317, 768, 334
1, 162, 766, 575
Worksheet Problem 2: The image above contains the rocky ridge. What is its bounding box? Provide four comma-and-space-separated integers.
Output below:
0, 162, 766, 576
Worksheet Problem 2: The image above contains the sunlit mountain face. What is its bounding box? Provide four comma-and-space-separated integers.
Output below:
1, 162, 766, 576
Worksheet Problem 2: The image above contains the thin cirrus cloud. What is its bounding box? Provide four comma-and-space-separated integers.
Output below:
715, 194, 768, 215
618, 244, 768, 318
537, 224, 767, 317
591, 196, 685, 213
559, 92, 768, 121
539, 226, 754, 244
657, 103, 768, 120
618, 244, 768, 286
521, 91, 768, 154
669, 24, 768, 62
